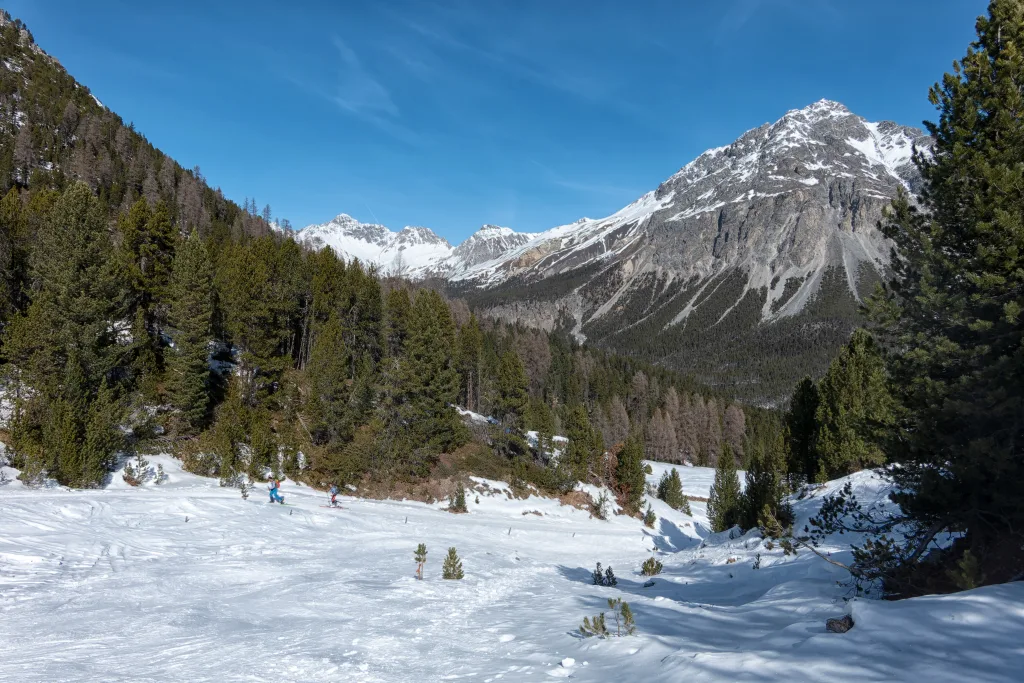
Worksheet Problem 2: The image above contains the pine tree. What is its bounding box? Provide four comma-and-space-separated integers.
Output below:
448, 484, 467, 513
741, 425, 787, 530
442, 547, 464, 579
391, 290, 466, 465
165, 230, 213, 434
305, 313, 352, 446
117, 198, 175, 329
657, 468, 691, 514
643, 504, 656, 528
708, 443, 742, 532
4, 184, 126, 486
5, 182, 124, 393
78, 380, 123, 487
383, 287, 411, 358
641, 557, 663, 576
615, 434, 647, 515
563, 405, 598, 483
457, 313, 483, 410
526, 398, 556, 459
867, 0, 1024, 582
493, 349, 529, 457
414, 543, 428, 579
814, 329, 893, 481
785, 377, 820, 485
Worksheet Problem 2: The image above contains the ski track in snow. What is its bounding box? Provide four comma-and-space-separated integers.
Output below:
1, 456, 1022, 682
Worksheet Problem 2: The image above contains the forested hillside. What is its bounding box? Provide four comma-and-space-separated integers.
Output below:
0, 10, 776, 505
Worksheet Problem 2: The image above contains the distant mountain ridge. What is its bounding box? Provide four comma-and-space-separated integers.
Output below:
298, 100, 931, 403
294, 214, 536, 278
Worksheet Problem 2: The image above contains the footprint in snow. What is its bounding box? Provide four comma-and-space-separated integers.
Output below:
499, 634, 516, 643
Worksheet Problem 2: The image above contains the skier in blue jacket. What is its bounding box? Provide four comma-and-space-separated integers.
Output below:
328, 484, 339, 507
268, 477, 284, 504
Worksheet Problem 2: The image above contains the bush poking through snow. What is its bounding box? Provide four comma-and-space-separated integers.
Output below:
641, 557, 663, 576
948, 549, 985, 591
442, 547, 464, 579
643, 504, 656, 528
752, 553, 762, 570
448, 485, 467, 513
581, 599, 636, 638
609, 597, 636, 636
122, 454, 150, 486
591, 563, 618, 586
155, 463, 165, 484
579, 612, 608, 638
414, 543, 428, 579
240, 480, 249, 500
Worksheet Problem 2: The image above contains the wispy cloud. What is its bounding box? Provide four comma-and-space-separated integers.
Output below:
717, 0, 842, 42
330, 36, 398, 117
531, 160, 641, 199
279, 36, 424, 147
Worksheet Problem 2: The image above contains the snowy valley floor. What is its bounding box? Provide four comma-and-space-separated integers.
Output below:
1, 458, 1023, 682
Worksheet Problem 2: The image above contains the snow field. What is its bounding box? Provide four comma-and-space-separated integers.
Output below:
1, 457, 1022, 681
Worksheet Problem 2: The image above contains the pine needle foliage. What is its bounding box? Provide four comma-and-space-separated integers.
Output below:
657, 468, 691, 514
641, 557, 663, 576
442, 547, 464, 580
707, 444, 742, 532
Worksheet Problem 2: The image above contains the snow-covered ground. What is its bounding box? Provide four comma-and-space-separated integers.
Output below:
1, 457, 1022, 682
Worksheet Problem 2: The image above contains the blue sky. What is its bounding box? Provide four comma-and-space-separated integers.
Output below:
9, 0, 985, 242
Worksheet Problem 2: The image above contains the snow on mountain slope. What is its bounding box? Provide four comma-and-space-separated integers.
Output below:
296, 101, 928, 297
453, 100, 929, 290
2, 457, 1020, 682
296, 214, 455, 277
294, 216, 539, 278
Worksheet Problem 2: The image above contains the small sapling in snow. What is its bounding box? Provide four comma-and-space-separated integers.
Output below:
442, 547, 464, 579
643, 504, 656, 528
449, 485, 467, 513
414, 543, 428, 579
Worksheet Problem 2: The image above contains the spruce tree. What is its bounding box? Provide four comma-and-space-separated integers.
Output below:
868, 0, 1024, 581
165, 230, 213, 434
707, 443, 742, 532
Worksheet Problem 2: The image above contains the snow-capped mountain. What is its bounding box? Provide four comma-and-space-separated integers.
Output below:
297, 100, 930, 402
295, 215, 536, 278
296, 214, 455, 277
453, 100, 932, 402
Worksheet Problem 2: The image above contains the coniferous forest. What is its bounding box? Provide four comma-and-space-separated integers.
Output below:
0, 11, 775, 506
